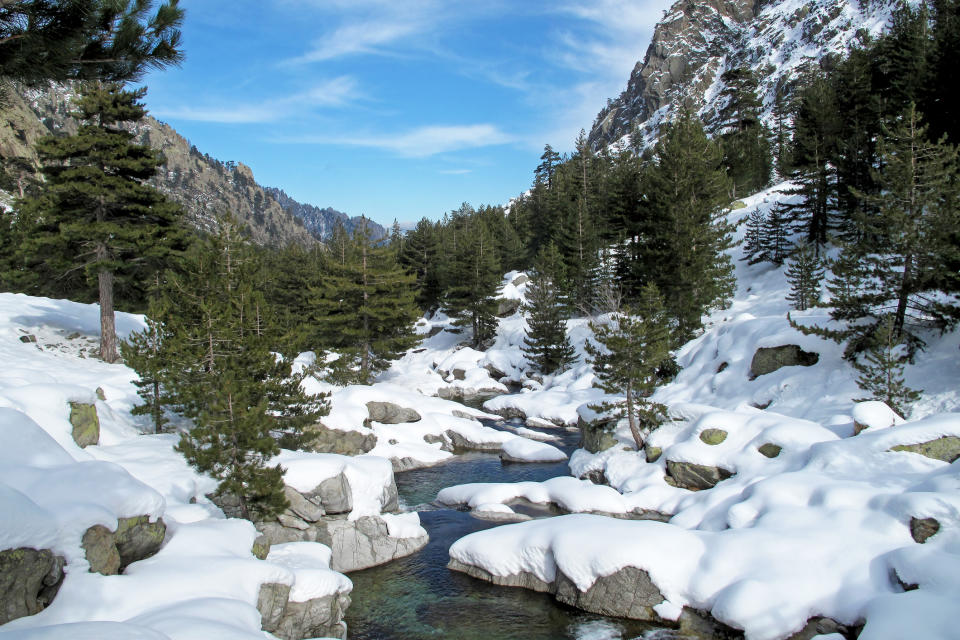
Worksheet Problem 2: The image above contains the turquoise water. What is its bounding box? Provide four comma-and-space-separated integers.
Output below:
344, 420, 686, 640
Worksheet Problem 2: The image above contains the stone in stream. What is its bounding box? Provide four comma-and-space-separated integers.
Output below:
257, 582, 351, 640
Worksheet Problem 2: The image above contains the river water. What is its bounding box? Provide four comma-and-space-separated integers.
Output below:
344, 418, 685, 640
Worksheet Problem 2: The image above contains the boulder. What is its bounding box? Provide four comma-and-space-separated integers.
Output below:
451, 368, 467, 381
95, 387, 106, 401
314, 515, 428, 573
511, 274, 529, 287
251, 534, 271, 560
890, 436, 960, 463
444, 429, 504, 453
665, 460, 733, 491
578, 415, 619, 453
0, 547, 64, 624
68, 401, 99, 448
365, 401, 421, 425
278, 514, 311, 531
283, 485, 324, 522
749, 345, 819, 379
258, 582, 350, 640
305, 473, 352, 515
81, 525, 120, 575
483, 363, 506, 380
114, 516, 166, 571
303, 423, 376, 456
257, 582, 291, 631
18, 334, 37, 343
496, 298, 521, 317
910, 517, 940, 544
784, 616, 857, 640
645, 445, 662, 463
555, 566, 664, 620
758, 443, 782, 458
698, 428, 727, 445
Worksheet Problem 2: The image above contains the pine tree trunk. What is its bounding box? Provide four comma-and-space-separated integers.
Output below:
98, 266, 118, 363
894, 251, 913, 339
152, 380, 161, 434
626, 380, 643, 450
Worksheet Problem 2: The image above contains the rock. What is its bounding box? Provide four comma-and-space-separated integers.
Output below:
0, 547, 65, 624
365, 401, 421, 425
578, 415, 619, 453
583, 470, 607, 485
511, 274, 529, 287
484, 405, 527, 420
114, 516, 166, 571
699, 428, 728, 445
95, 387, 106, 401
18, 334, 37, 343
890, 436, 960, 463
483, 363, 506, 380
749, 345, 819, 379
784, 616, 856, 640
758, 443, 782, 458
666, 460, 733, 491
555, 566, 664, 620
496, 298, 521, 317
258, 582, 350, 640
314, 515, 428, 573
278, 514, 311, 530
283, 485, 324, 522
251, 534, 271, 560
81, 525, 120, 575
379, 477, 399, 513
444, 429, 503, 453
426, 326, 444, 338
68, 401, 99, 448
853, 400, 903, 435
645, 445, 662, 463
306, 472, 353, 515
910, 517, 940, 544
303, 423, 377, 456
451, 368, 467, 381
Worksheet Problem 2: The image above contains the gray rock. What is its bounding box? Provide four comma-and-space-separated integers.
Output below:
302, 422, 377, 456
645, 445, 662, 463
95, 387, 106, 401
0, 547, 65, 624
426, 326, 444, 338
891, 436, 960, 463
447, 558, 554, 593
483, 363, 507, 380
258, 582, 350, 640
511, 274, 530, 287
699, 428, 728, 445
365, 401, 421, 425
306, 472, 353, 515
452, 368, 467, 381
283, 485, 324, 522
18, 334, 37, 343
749, 345, 819, 379
68, 401, 99, 448
317, 515, 429, 573
666, 460, 733, 491
444, 429, 504, 453
496, 298, 521, 317
910, 517, 940, 544
81, 525, 120, 575
784, 616, 855, 640
578, 415, 619, 453
114, 516, 166, 571
278, 513, 311, 530
758, 443, 782, 458
380, 476, 399, 513
252, 534, 271, 560
555, 566, 664, 620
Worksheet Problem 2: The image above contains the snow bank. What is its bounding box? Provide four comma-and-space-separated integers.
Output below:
265, 542, 352, 603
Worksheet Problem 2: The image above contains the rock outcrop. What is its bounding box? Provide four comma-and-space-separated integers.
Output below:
68, 401, 99, 448
578, 414, 619, 453
665, 460, 733, 491
0, 547, 64, 625
910, 517, 940, 544
257, 582, 350, 640
890, 436, 960, 464
302, 423, 377, 456
749, 345, 819, 379
365, 401, 421, 425
81, 516, 167, 575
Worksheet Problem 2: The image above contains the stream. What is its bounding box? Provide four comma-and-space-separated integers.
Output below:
344, 415, 685, 640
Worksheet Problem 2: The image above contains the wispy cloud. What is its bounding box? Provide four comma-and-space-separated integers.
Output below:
151, 76, 360, 124
279, 124, 514, 158
438, 168, 472, 175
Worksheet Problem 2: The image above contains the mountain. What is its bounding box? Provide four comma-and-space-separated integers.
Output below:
0, 82, 368, 246
263, 187, 386, 241
588, 0, 899, 150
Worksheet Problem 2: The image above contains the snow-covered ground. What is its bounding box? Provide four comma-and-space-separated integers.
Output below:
443, 184, 960, 640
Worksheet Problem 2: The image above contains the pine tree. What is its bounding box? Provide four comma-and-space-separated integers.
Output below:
444, 211, 501, 349
586, 283, 672, 449
742, 208, 767, 264
312, 218, 419, 384
398, 218, 442, 310
17, 82, 187, 362
761, 203, 790, 265
522, 244, 577, 374
785, 241, 825, 310
0, 0, 184, 84
853, 315, 921, 417
716, 67, 772, 198
635, 111, 736, 342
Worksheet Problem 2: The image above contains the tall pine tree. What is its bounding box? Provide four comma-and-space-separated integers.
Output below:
522, 244, 577, 374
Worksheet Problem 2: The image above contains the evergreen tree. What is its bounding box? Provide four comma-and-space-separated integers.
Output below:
586, 283, 671, 449
761, 203, 791, 265
853, 315, 921, 417
522, 244, 577, 374
0, 0, 184, 84
120, 284, 176, 434
636, 111, 736, 342
742, 208, 767, 264
785, 241, 825, 310
716, 67, 772, 198
444, 211, 501, 349
312, 218, 419, 384
398, 217, 442, 310
17, 82, 187, 362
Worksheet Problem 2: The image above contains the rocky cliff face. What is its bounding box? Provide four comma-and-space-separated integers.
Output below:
0, 82, 365, 246
588, 0, 899, 150
263, 187, 385, 241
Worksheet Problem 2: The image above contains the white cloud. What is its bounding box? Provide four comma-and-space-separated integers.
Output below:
438, 168, 472, 175
151, 76, 360, 124
281, 124, 514, 158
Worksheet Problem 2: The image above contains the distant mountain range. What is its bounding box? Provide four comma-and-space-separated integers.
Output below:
0, 82, 383, 246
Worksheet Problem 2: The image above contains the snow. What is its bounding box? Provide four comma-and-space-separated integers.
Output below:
273, 450, 394, 519
265, 542, 352, 603
379, 512, 426, 539
501, 437, 567, 462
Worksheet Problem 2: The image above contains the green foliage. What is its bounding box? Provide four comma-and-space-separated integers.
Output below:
785, 241, 825, 311
716, 67, 772, 198
0, 0, 184, 84
742, 209, 766, 264
521, 244, 577, 374
853, 315, 921, 417
311, 218, 419, 384
443, 205, 502, 348
586, 283, 672, 449
761, 203, 791, 265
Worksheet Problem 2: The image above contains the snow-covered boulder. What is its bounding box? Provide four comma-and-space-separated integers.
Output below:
748, 344, 819, 379
364, 401, 421, 425
0, 547, 64, 625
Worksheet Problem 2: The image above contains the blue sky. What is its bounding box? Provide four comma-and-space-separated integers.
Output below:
138, 1, 674, 226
